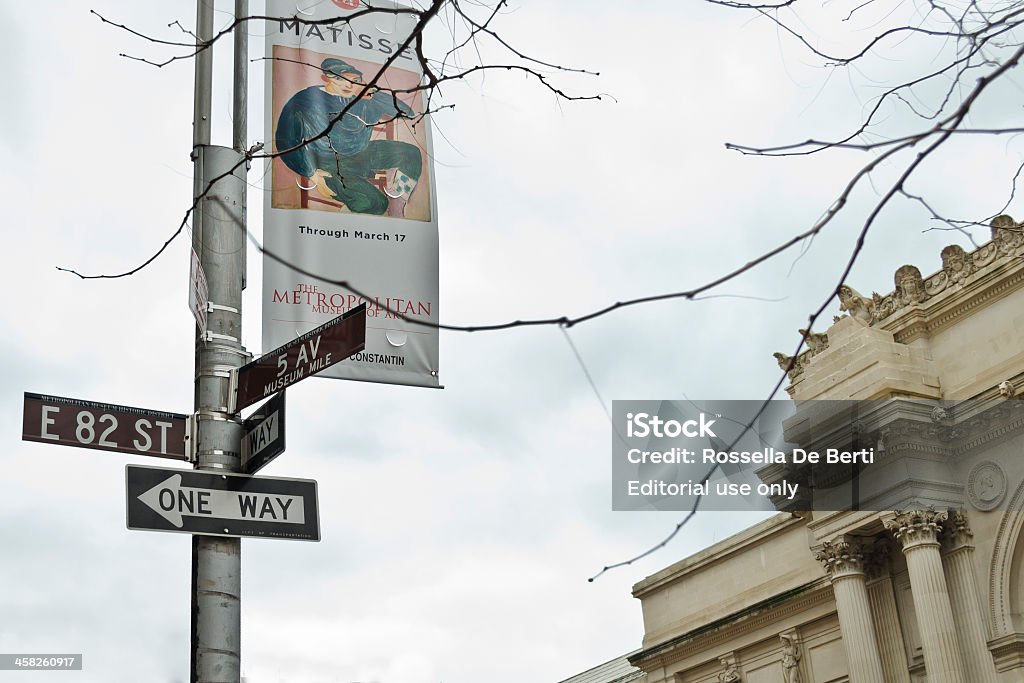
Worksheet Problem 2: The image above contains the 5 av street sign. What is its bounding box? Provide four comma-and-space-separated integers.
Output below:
126, 465, 319, 541
231, 304, 366, 412
23, 393, 189, 460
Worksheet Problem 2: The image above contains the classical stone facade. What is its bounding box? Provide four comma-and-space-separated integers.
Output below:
595, 216, 1024, 683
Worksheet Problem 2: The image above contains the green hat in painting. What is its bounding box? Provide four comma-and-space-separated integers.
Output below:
321, 58, 363, 79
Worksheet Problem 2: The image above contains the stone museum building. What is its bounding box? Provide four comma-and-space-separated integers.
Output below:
563, 216, 1024, 683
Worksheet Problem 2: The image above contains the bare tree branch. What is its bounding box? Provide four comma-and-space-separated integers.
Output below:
71, 0, 1024, 575
589, 1, 1024, 576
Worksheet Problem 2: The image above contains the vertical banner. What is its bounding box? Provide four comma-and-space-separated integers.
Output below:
263, 0, 440, 388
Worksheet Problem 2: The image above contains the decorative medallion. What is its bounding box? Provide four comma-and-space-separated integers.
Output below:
967, 460, 1007, 511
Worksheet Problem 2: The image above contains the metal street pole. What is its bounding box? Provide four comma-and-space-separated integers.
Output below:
233, 0, 248, 155
234, 0, 248, 290
191, 0, 249, 681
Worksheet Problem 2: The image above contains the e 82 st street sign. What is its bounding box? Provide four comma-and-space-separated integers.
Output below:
231, 304, 366, 412
22, 393, 188, 460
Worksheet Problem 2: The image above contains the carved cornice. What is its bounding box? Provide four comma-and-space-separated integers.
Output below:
878, 417, 956, 458
783, 398, 1023, 460
951, 405, 1024, 455
628, 579, 833, 671
988, 633, 1024, 672
886, 509, 946, 551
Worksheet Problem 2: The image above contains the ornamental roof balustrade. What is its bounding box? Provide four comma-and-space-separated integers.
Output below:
774, 214, 1024, 398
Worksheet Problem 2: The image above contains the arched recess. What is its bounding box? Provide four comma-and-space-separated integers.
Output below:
989, 507, 1023, 635
988, 480, 1024, 670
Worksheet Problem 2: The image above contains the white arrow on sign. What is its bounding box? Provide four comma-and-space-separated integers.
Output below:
137, 474, 305, 528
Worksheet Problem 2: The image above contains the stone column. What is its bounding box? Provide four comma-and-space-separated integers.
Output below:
864, 541, 912, 683
942, 511, 998, 682
815, 539, 885, 683
885, 510, 966, 683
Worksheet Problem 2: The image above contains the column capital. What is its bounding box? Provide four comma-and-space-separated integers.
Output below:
941, 509, 974, 554
863, 537, 894, 582
814, 538, 867, 580
885, 508, 947, 551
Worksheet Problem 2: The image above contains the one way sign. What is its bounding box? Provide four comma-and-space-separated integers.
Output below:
126, 465, 319, 541
241, 391, 285, 474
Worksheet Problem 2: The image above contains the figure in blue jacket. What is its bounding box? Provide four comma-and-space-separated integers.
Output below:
276, 58, 422, 217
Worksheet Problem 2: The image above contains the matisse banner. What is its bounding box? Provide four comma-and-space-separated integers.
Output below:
263, 0, 440, 388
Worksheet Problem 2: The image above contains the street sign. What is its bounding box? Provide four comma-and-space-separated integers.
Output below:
23, 393, 189, 460
241, 391, 286, 474
231, 303, 366, 412
126, 465, 319, 541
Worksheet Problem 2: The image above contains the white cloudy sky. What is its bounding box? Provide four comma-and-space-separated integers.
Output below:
1, 1, 1021, 682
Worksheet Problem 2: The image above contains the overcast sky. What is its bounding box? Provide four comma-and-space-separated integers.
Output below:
2, 1, 1021, 682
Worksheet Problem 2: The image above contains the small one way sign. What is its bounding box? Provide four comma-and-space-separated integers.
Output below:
241, 391, 285, 474
125, 465, 319, 541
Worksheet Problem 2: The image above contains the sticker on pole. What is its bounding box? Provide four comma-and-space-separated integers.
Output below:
189, 248, 209, 335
